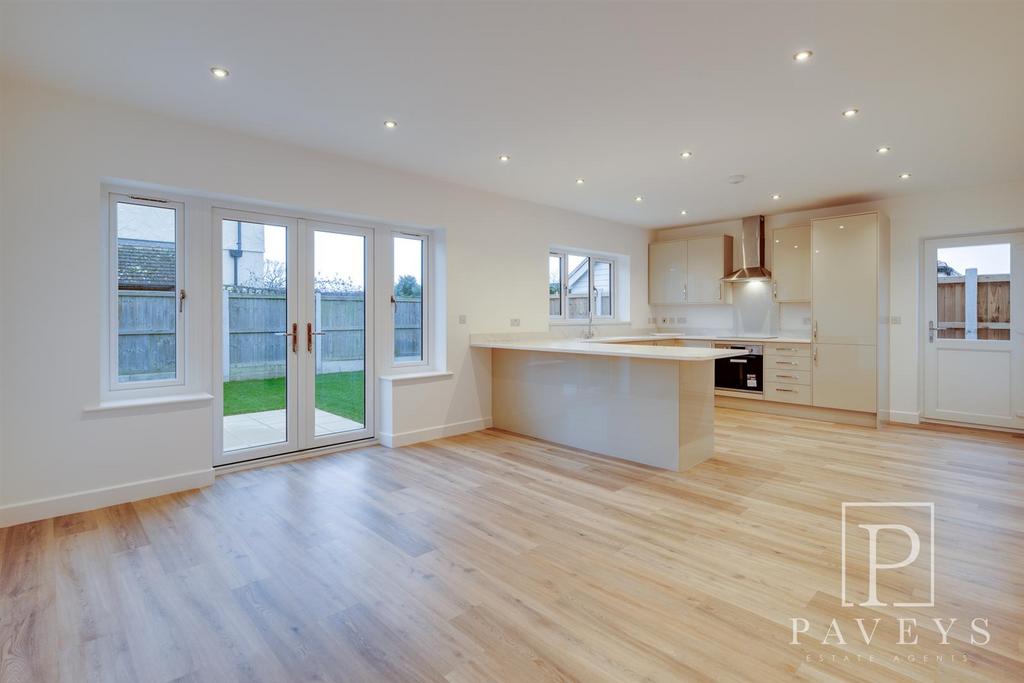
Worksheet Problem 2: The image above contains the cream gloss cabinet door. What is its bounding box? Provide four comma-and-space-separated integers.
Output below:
812, 343, 877, 412
649, 240, 687, 305
812, 214, 878, 345
686, 236, 732, 303
772, 225, 811, 302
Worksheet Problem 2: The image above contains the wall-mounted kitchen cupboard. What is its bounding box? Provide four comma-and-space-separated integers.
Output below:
771, 225, 812, 302
811, 212, 890, 418
649, 235, 733, 305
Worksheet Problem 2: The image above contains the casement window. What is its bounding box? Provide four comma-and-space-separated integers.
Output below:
549, 250, 615, 321
108, 193, 186, 389
392, 232, 427, 365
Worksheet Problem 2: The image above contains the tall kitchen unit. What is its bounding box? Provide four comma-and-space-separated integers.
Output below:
811, 212, 890, 423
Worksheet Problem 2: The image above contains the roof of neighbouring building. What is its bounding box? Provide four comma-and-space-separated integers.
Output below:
118, 239, 175, 290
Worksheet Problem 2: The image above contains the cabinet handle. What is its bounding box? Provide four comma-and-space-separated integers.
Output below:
774, 387, 797, 393
775, 361, 798, 366
772, 281, 778, 299
813, 347, 818, 365
682, 285, 687, 301
775, 347, 796, 352
776, 374, 799, 379
812, 320, 818, 340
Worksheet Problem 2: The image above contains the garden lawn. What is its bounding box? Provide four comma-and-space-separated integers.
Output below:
223, 371, 365, 424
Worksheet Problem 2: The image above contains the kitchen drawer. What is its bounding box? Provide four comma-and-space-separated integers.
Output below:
765, 368, 811, 386
764, 355, 811, 372
765, 342, 810, 358
764, 382, 812, 405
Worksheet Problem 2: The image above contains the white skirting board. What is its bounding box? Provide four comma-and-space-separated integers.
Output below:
0, 468, 215, 528
888, 410, 921, 425
379, 417, 492, 448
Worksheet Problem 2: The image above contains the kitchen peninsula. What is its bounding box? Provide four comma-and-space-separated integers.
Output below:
470, 336, 745, 471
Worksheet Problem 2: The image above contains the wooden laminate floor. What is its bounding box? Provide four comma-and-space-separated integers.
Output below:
1, 409, 1022, 682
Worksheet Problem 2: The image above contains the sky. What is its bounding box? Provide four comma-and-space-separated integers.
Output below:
261, 226, 422, 288
937, 244, 1011, 276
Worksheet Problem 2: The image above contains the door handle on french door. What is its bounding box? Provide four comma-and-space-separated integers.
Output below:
928, 320, 939, 343
275, 323, 299, 353
307, 322, 325, 353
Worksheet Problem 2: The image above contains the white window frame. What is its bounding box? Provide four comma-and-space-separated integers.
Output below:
391, 230, 429, 367
549, 249, 616, 322
106, 192, 186, 392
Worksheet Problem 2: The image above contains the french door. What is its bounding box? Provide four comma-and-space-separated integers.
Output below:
215, 209, 373, 466
923, 232, 1023, 429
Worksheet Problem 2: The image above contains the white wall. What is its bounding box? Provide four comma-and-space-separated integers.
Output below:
0, 77, 651, 522
653, 180, 1024, 421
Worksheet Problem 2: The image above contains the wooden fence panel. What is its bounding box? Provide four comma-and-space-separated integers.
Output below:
118, 290, 423, 381
117, 291, 176, 380
936, 276, 1010, 340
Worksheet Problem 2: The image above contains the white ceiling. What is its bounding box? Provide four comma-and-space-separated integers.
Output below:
3, 2, 1023, 228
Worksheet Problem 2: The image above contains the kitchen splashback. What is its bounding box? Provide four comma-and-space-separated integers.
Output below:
653, 279, 777, 336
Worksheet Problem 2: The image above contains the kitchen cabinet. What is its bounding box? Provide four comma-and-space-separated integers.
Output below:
649, 241, 687, 305
812, 214, 879, 345
812, 344, 877, 412
771, 225, 811, 302
809, 212, 890, 416
686, 236, 733, 303
648, 235, 732, 305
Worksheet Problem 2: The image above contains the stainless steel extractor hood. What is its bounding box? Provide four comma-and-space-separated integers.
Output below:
721, 215, 772, 282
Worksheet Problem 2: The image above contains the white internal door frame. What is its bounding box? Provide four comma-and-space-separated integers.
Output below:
922, 231, 1024, 429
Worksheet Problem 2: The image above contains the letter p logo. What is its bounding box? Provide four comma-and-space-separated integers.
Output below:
841, 503, 934, 608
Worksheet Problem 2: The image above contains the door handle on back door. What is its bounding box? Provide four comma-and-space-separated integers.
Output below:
307, 322, 326, 353
275, 323, 299, 353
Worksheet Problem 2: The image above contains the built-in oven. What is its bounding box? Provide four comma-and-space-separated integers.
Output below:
713, 343, 764, 394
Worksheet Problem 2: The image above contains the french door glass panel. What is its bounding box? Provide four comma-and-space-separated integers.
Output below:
222, 219, 292, 453
312, 229, 367, 436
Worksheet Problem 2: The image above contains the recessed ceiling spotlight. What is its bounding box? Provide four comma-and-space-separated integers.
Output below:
680, 151, 693, 159
842, 108, 859, 118
635, 195, 644, 203
899, 172, 912, 180
771, 193, 782, 200
210, 66, 230, 79
384, 120, 398, 129
576, 178, 585, 185
498, 154, 510, 163
680, 210, 688, 216
877, 146, 891, 154
793, 50, 813, 62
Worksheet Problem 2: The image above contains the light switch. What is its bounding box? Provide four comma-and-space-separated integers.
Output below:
458, 314, 467, 324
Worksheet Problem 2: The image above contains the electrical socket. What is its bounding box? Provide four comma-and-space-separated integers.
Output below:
510, 318, 520, 327
458, 314, 467, 324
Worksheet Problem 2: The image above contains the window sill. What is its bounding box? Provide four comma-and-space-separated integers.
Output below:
379, 371, 453, 384
84, 392, 214, 414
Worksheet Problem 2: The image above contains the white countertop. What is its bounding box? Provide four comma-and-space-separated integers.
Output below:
470, 337, 747, 361
590, 334, 813, 344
